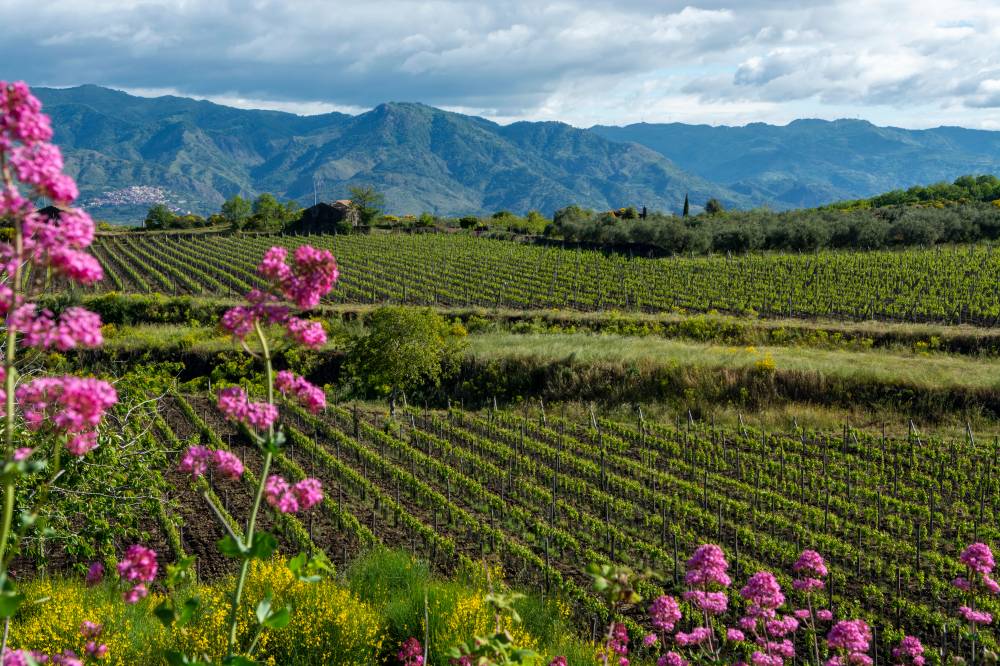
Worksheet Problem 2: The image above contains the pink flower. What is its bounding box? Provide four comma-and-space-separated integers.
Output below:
117, 544, 157, 583
793, 577, 825, 592
727, 628, 746, 642
397, 637, 424, 666
86, 562, 104, 585
684, 590, 728, 615
48, 249, 103, 285
960, 543, 995, 575
16, 376, 116, 453
605, 622, 629, 658
643, 633, 658, 647
217, 386, 250, 420
220, 290, 289, 339
674, 627, 712, 646
658, 652, 686, 666
213, 450, 244, 479
649, 594, 682, 632
685, 543, 731, 587
12, 448, 31, 461
80, 621, 102, 639
85, 642, 108, 659
816, 609, 833, 622
892, 636, 924, 666
275, 370, 326, 413
66, 432, 98, 456
1, 81, 53, 146
264, 474, 290, 504
1, 649, 32, 666
741, 571, 785, 613
549, 658, 568, 666
217, 387, 278, 430
258, 247, 293, 283
285, 317, 327, 348
958, 606, 992, 625
123, 583, 148, 605
827, 620, 871, 653
984, 575, 1000, 595
10, 306, 103, 350
285, 245, 339, 308
766, 616, 799, 637
179, 445, 212, 478
751, 652, 783, 666
794, 609, 811, 620
952, 576, 972, 591
292, 478, 323, 509
245, 402, 279, 430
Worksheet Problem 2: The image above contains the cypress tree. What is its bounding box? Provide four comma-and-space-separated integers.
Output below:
682, 193, 690, 217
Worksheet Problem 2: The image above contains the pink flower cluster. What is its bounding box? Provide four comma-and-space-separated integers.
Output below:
217, 386, 279, 430
741, 571, 785, 617
599, 622, 629, 666
264, 475, 323, 514
953, 543, 998, 625
685, 543, 731, 587
1, 82, 104, 326
8, 305, 103, 351
285, 316, 327, 348
16, 376, 117, 455
80, 621, 108, 659
826, 620, 872, 666
259, 245, 339, 309
2, 648, 87, 666
179, 446, 244, 480
792, 549, 828, 592
117, 544, 157, 604
658, 652, 686, 666
397, 637, 423, 666
892, 636, 924, 666
220, 245, 335, 348
960, 542, 995, 575
548, 658, 568, 666
275, 370, 325, 413
649, 595, 682, 633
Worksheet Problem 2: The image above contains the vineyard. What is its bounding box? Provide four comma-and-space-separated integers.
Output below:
88, 233, 1000, 326
127, 384, 998, 659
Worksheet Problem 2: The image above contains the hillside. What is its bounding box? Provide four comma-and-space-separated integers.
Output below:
36, 85, 745, 221
590, 119, 1000, 208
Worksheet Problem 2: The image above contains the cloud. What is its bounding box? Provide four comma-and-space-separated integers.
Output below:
1, 0, 999, 128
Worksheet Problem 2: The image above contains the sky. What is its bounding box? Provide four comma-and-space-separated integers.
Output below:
3, 0, 1000, 129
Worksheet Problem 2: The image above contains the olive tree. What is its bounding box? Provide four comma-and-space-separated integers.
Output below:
346, 306, 466, 414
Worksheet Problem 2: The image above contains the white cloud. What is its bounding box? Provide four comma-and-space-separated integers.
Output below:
2, 0, 1000, 128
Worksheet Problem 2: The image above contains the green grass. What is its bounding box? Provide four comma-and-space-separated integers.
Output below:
467, 332, 1000, 392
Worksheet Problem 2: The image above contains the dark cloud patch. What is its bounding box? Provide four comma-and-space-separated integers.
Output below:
2, 0, 1000, 126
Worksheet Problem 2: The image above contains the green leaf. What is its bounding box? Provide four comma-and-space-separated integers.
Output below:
217, 535, 245, 558
0, 591, 25, 618
262, 606, 291, 629
247, 532, 277, 560
177, 597, 200, 627
255, 592, 273, 625
153, 600, 176, 627
287, 552, 307, 576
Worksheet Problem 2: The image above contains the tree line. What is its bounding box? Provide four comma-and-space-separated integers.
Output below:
548, 175, 1000, 253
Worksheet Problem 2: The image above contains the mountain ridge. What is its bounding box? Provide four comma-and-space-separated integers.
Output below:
31, 85, 1000, 221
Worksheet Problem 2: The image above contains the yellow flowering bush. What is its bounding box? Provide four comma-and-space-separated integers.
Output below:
9, 559, 385, 666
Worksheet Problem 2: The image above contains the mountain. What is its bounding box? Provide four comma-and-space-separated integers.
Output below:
34, 86, 1000, 222
34, 85, 746, 222
590, 119, 1000, 208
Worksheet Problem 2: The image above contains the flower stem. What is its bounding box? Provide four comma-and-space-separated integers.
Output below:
226, 320, 276, 657
0, 159, 23, 567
